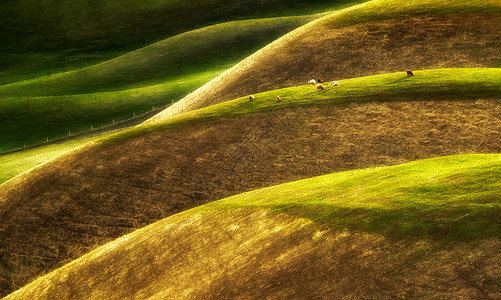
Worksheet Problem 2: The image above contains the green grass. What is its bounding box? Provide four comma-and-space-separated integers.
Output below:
0, 0, 363, 84
0, 16, 316, 96
0, 137, 99, 185
104, 68, 501, 143
0, 16, 318, 151
205, 154, 501, 240
4, 68, 497, 187
0, 68, 226, 151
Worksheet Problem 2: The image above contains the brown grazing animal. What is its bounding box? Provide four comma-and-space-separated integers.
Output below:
316, 84, 325, 91
317, 78, 324, 83
249, 95, 255, 101
407, 70, 414, 76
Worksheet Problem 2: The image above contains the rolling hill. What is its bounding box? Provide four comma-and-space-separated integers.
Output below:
0, 16, 316, 151
0, 0, 361, 84
1, 0, 500, 297
147, 0, 501, 122
6, 154, 500, 298
1, 69, 500, 296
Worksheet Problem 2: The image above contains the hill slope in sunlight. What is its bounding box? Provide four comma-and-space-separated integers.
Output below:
7, 154, 501, 299
1, 69, 500, 296
148, 0, 501, 122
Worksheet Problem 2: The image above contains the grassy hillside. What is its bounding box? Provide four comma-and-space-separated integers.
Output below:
0, 0, 359, 52
134, 68, 501, 137
1, 69, 499, 296
0, 69, 223, 151
2, 68, 499, 183
6, 154, 500, 299
0, 16, 317, 151
0, 0, 361, 84
149, 0, 501, 121
0, 136, 100, 185
0, 16, 315, 96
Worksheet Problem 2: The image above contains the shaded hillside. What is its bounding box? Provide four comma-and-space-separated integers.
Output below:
6, 154, 501, 299
1, 84, 500, 294
0, 0, 358, 53
0, 16, 317, 151
148, 0, 501, 122
0, 0, 361, 84
0, 17, 315, 96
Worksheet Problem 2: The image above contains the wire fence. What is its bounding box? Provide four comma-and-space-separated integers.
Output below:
0, 104, 169, 157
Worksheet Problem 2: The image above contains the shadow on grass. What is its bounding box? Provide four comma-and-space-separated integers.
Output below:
389, 75, 413, 84
268, 202, 501, 242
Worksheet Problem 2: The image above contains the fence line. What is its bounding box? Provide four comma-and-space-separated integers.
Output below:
0, 104, 169, 157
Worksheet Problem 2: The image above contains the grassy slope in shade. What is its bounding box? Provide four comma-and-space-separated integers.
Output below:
150, 0, 501, 121
0, 69, 224, 151
7, 154, 500, 299
0, 0, 361, 84
0, 15, 317, 151
0, 16, 315, 96
120, 68, 501, 142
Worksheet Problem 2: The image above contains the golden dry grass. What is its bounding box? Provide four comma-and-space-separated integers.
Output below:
148, 13, 501, 122
11, 209, 500, 299
1, 99, 500, 295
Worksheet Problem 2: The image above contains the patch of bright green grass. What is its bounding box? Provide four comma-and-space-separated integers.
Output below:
103, 68, 501, 144
204, 154, 501, 241
0, 136, 98, 185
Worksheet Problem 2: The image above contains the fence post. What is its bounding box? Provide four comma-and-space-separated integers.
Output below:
91, 125, 94, 130
46, 137, 49, 143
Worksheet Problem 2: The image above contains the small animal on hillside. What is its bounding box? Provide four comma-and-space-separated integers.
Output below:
316, 84, 325, 91
406, 70, 414, 76
308, 79, 316, 85
317, 78, 324, 83
249, 95, 255, 101
331, 81, 338, 87
276, 96, 281, 102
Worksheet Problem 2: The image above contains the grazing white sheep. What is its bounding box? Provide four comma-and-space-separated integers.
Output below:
249, 95, 255, 101
308, 79, 316, 85
331, 81, 338, 87
316, 84, 325, 91
276, 96, 281, 102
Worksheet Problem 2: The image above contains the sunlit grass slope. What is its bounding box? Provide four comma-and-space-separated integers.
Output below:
7, 154, 500, 299
0, 69, 224, 151
3, 68, 499, 178
130, 68, 501, 140
149, 0, 501, 121
0, 136, 101, 185
0, 68, 499, 296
